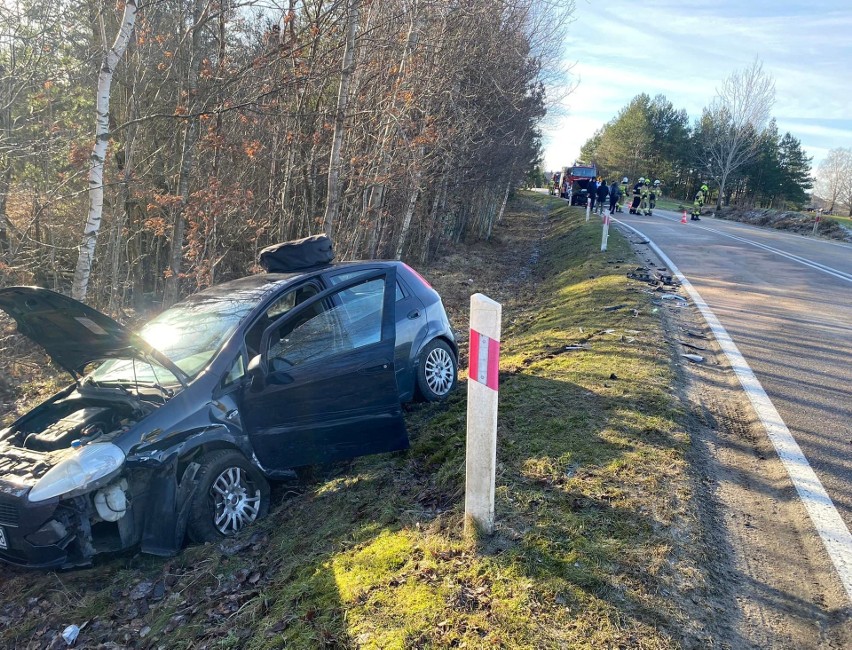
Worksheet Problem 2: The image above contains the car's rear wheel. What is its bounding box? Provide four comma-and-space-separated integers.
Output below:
187, 450, 270, 543
416, 339, 457, 402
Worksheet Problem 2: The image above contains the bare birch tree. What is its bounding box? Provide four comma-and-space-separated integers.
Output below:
814, 147, 851, 214
700, 58, 775, 210
71, 0, 138, 301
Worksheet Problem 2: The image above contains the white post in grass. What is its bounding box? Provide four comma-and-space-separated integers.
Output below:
464, 293, 502, 537
585, 197, 591, 222
601, 208, 611, 252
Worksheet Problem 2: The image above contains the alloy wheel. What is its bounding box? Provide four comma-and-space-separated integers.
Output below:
210, 466, 262, 535
424, 346, 454, 396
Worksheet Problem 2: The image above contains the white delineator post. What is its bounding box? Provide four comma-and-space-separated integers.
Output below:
585, 198, 591, 222
464, 293, 502, 536
601, 209, 611, 251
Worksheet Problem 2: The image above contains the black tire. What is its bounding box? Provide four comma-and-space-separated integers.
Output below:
415, 339, 457, 402
187, 450, 270, 543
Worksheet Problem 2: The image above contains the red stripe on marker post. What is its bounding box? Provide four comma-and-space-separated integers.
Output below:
469, 328, 500, 391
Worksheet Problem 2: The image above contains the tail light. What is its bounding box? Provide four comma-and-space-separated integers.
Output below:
403, 263, 432, 289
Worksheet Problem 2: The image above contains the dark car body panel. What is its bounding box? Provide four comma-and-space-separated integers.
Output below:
0, 260, 455, 568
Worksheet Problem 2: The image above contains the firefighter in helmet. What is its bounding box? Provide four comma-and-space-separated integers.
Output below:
649, 179, 661, 215
618, 177, 629, 212
630, 177, 644, 214
638, 177, 651, 216
692, 182, 709, 220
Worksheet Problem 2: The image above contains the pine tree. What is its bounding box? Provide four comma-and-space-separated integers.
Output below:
777, 132, 813, 207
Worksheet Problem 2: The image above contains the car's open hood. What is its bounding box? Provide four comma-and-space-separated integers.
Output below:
0, 286, 188, 384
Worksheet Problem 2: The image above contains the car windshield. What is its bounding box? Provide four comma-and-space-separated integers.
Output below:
89, 291, 264, 386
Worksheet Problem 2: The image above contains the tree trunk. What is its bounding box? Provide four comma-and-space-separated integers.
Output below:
163, 0, 203, 308
71, 0, 138, 302
0, 167, 11, 257
323, 0, 359, 235
395, 151, 424, 259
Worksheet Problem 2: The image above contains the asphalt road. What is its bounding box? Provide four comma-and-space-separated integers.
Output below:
613, 210, 852, 537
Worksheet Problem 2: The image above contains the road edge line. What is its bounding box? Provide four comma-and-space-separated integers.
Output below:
615, 218, 852, 603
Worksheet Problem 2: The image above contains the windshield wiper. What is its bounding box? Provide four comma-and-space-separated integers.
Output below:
84, 378, 174, 400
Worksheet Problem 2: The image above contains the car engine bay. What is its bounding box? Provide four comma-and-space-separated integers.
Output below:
5, 394, 156, 454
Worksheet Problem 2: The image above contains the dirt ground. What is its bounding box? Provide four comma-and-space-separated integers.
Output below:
622, 231, 852, 649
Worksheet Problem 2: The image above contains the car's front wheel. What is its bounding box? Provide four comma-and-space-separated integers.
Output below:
187, 450, 270, 543
416, 339, 457, 402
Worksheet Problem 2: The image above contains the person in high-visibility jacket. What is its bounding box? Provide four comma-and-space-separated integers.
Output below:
638, 179, 651, 216
649, 179, 662, 215
618, 177, 629, 212
692, 183, 709, 220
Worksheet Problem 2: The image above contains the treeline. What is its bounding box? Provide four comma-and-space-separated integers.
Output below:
0, 0, 569, 312
577, 92, 813, 209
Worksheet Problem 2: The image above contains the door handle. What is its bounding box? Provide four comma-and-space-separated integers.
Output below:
407, 309, 421, 320
358, 360, 391, 375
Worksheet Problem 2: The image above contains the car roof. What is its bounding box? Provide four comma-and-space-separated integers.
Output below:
191, 261, 399, 302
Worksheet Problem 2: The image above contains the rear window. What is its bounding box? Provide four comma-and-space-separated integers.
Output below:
329, 270, 405, 301
572, 168, 596, 178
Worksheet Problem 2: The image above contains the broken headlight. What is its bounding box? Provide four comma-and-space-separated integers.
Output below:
27, 443, 126, 503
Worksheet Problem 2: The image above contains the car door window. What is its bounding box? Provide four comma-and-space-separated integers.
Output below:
221, 354, 245, 388
267, 278, 385, 371
245, 284, 319, 355
330, 270, 405, 301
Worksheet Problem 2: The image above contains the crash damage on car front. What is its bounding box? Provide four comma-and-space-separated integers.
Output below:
0, 286, 245, 568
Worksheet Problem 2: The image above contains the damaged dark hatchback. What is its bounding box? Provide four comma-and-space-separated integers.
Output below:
0, 262, 457, 568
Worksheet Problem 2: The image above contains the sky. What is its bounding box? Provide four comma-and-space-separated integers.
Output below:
542, 0, 852, 175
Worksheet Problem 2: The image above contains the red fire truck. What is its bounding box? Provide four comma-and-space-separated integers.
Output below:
559, 162, 598, 205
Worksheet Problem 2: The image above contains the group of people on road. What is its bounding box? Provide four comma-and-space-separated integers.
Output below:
626, 177, 662, 216
585, 178, 628, 215
550, 169, 711, 221
586, 176, 663, 216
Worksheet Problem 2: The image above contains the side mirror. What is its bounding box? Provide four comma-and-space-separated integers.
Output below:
246, 354, 267, 392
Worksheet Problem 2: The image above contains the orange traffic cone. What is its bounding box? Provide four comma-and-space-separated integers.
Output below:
681, 210, 688, 224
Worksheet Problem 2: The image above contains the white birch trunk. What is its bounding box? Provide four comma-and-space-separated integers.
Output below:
395, 147, 424, 260
71, 0, 138, 302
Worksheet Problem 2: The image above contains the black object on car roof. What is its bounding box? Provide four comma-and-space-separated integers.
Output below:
259, 234, 334, 273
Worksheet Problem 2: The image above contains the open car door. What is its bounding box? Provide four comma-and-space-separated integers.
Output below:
241, 267, 408, 473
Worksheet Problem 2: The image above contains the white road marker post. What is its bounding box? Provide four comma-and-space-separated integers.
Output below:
812, 213, 821, 236
601, 208, 610, 251
464, 293, 502, 537
585, 197, 591, 222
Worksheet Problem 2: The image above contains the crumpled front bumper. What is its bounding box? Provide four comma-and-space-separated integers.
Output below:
0, 487, 74, 568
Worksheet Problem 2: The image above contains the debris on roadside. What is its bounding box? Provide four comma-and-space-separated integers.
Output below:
679, 340, 707, 351
661, 294, 687, 302
627, 266, 678, 287
61, 624, 81, 646
682, 354, 705, 363
602, 304, 626, 312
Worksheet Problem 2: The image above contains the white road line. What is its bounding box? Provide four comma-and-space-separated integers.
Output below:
650, 213, 852, 283
615, 218, 852, 604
